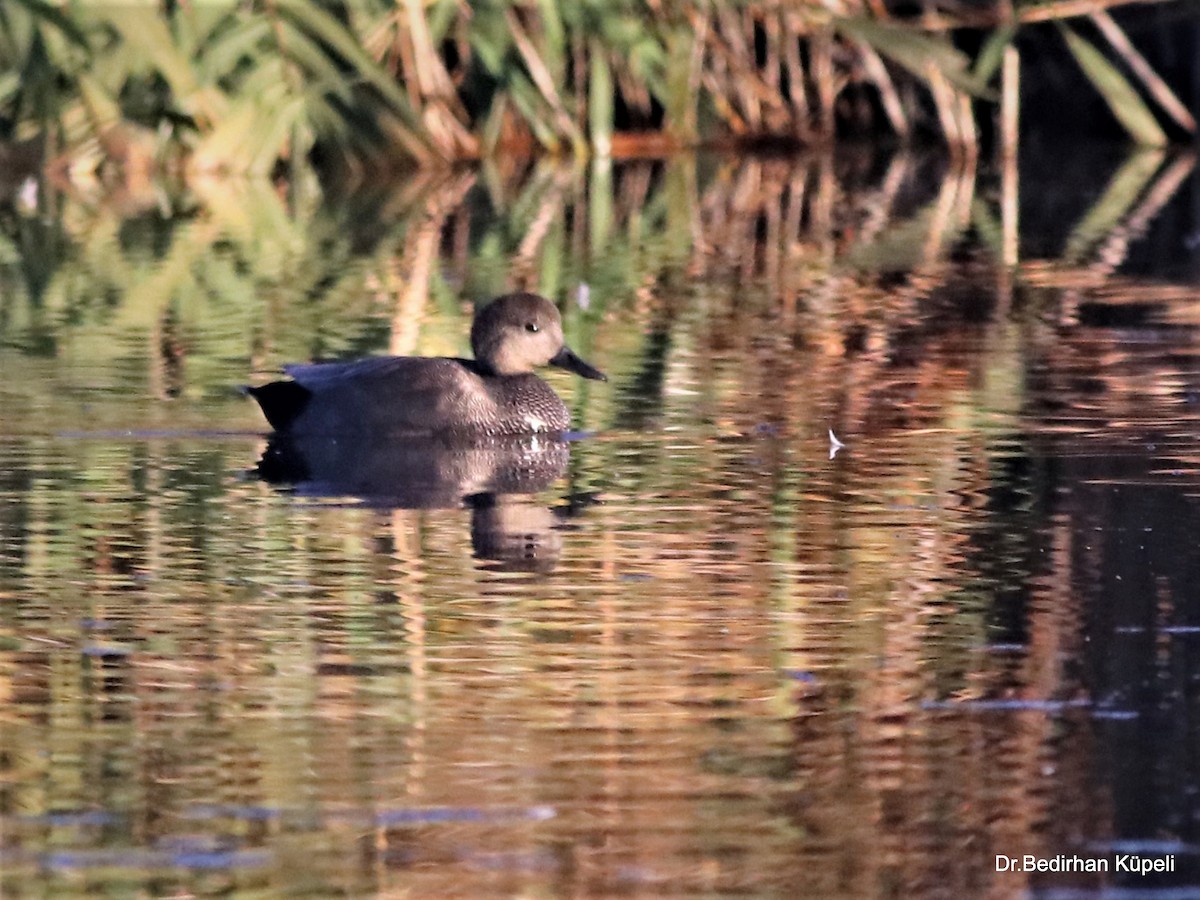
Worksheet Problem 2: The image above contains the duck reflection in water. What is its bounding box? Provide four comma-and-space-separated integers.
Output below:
244, 292, 606, 573
253, 434, 574, 572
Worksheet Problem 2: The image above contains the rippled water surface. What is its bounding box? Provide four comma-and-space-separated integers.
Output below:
4, 151, 1200, 897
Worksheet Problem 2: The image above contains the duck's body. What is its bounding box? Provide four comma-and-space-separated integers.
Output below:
246, 293, 605, 437
249, 355, 577, 436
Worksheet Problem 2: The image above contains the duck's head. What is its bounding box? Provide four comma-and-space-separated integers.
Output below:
471, 292, 607, 381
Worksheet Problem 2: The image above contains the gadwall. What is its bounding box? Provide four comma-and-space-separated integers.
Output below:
246, 292, 606, 436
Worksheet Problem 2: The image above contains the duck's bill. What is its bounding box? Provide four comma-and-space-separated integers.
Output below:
551, 346, 607, 381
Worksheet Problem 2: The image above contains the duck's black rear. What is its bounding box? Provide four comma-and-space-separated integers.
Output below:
244, 381, 312, 431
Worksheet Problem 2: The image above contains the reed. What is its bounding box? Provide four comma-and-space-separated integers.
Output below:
0, 0, 1190, 176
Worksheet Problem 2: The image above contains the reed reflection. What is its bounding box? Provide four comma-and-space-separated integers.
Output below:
3, 144, 1200, 896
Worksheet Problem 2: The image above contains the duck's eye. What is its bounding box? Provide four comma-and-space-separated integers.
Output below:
525, 322, 539, 333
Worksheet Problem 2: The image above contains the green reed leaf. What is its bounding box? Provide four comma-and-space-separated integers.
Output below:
1059, 23, 1167, 147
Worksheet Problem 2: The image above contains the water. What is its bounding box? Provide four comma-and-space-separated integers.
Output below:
2, 150, 1200, 897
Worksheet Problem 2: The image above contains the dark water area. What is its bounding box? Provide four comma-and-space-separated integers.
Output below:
2, 147, 1200, 897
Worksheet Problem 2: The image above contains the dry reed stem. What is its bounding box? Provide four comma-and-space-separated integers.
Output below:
763, 8, 781, 96
503, 8, 578, 140
393, 18, 423, 111
812, 31, 837, 140
925, 63, 963, 151
781, 14, 812, 138
1090, 10, 1196, 133
701, 53, 747, 133
403, 0, 453, 102
1000, 46, 1020, 164
572, 35, 587, 124
687, 14, 709, 115
1001, 47, 1020, 268
397, 0, 477, 158
616, 68, 653, 119
919, 0, 1174, 30
956, 91, 978, 163
721, 7, 762, 129
856, 41, 910, 138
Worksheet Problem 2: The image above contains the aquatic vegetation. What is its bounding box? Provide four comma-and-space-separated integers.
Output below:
0, 0, 1189, 177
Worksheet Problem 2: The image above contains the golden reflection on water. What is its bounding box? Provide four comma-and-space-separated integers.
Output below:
3, 150, 1200, 896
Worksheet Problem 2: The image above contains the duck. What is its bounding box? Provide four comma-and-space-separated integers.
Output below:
245, 292, 606, 436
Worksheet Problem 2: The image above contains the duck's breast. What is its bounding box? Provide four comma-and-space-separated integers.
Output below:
484, 374, 572, 433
